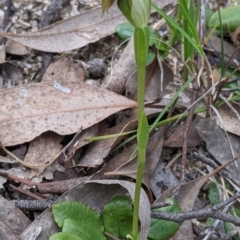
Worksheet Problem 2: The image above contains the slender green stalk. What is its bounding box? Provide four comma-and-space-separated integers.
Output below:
132, 149, 145, 239
132, 65, 145, 240
132, 27, 150, 240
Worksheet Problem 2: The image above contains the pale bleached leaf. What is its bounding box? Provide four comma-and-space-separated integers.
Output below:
0, 5, 125, 52
0, 82, 136, 146
0, 0, 176, 53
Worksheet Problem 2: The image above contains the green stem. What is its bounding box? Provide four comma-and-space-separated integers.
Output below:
136, 55, 145, 120
132, 67, 146, 240
132, 27, 149, 240
132, 152, 145, 239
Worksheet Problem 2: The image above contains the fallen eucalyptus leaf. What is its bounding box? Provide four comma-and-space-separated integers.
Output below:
0, 82, 136, 146
0, 5, 125, 52
0, 0, 176, 53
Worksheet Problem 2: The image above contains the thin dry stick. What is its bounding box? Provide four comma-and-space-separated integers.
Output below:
10, 184, 43, 200
152, 191, 240, 226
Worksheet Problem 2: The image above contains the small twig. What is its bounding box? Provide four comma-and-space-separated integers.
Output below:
152, 191, 240, 226
9, 184, 43, 200
151, 201, 171, 210
10, 199, 54, 211
0, 171, 90, 194
152, 209, 240, 226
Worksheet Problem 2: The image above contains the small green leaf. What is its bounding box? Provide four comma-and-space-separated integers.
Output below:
49, 232, 83, 240
148, 198, 181, 240
208, 5, 240, 34
137, 112, 149, 151
115, 22, 135, 40
62, 218, 106, 240
148, 27, 167, 51
146, 51, 155, 65
115, 22, 166, 53
103, 196, 133, 239
52, 201, 102, 229
208, 182, 220, 205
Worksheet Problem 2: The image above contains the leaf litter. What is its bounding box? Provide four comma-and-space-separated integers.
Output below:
0, 82, 136, 146
1, 0, 240, 239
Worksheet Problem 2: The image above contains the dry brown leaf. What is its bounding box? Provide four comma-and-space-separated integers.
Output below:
25, 132, 63, 180
196, 118, 240, 180
0, 5, 126, 52
91, 144, 136, 179
64, 125, 98, 163
126, 60, 173, 102
5, 40, 29, 56
212, 103, 240, 137
76, 114, 137, 167
0, 195, 30, 239
230, 25, 240, 46
22, 55, 86, 177
101, 39, 135, 94
42, 54, 85, 84
0, 82, 136, 146
164, 116, 202, 148
0, 0, 176, 53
